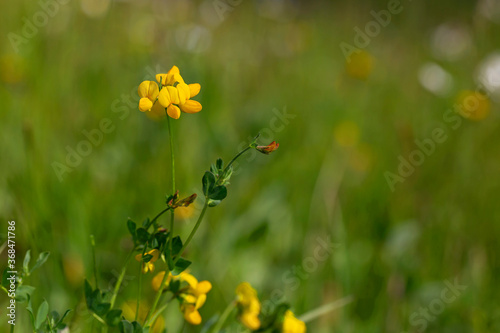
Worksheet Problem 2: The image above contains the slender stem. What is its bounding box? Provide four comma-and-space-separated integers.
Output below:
211, 301, 236, 333
145, 206, 171, 230
90, 235, 98, 288
298, 295, 354, 323
166, 115, 176, 263
173, 199, 209, 266
110, 249, 135, 308
135, 245, 148, 321
223, 146, 252, 176
145, 116, 177, 326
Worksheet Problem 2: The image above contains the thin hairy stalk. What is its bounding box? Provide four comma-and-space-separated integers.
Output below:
298, 295, 354, 323
211, 300, 236, 333
109, 249, 135, 308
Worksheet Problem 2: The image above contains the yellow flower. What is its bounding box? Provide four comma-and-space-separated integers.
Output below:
235, 282, 261, 330
138, 81, 159, 112
138, 65, 202, 120
122, 300, 165, 333
135, 249, 160, 274
345, 50, 373, 80
455, 90, 491, 121
151, 271, 212, 325
282, 310, 306, 333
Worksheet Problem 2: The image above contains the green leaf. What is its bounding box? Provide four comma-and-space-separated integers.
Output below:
26, 294, 35, 328
120, 320, 134, 333
169, 279, 180, 294
23, 250, 31, 275
136, 228, 150, 244
84, 279, 93, 309
15, 285, 35, 303
142, 218, 150, 228
106, 309, 123, 327
127, 219, 137, 237
216, 158, 224, 170
50, 310, 60, 327
172, 258, 191, 275
55, 309, 72, 328
208, 185, 227, 200
207, 199, 221, 208
171, 236, 183, 256
131, 321, 144, 333
142, 254, 153, 263
202, 172, 216, 196
93, 302, 111, 316
35, 300, 49, 330
30, 252, 50, 274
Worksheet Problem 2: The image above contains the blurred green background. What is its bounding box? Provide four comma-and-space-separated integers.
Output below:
1, 0, 500, 332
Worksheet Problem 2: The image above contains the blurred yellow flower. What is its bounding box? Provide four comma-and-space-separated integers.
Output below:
334, 120, 360, 148
345, 50, 373, 80
135, 249, 160, 274
122, 300, 165, 333
455, 90, 491, 121
235, 282, 261, 330
151, 271, 212, 325
282, 310, 306, 333
138, 65, 202, 120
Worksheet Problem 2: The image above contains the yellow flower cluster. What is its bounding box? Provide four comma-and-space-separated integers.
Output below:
152, 271, 211, 325
235, 282, 261, 330
135, 249, 160, 274
138, 65, 202, 120
282, 310, 306, 333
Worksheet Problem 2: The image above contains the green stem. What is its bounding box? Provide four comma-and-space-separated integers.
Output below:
144, 199, 209, 326
211, 301, 236, 333
145, 206, 171, 230
135, 245, 148, 321
173, 199, 209, 266
110, 249, 135, 308
90, 235, 98, 288
145, 116, 177, 326
222, 146, 252, 176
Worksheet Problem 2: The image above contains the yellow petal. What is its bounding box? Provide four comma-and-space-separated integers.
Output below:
152, 271, 171, 291
167, 104, 181, 119
145, 102, 166, 121
139, 98, 153, 112
167, 65, 180, 75
180, 100, 202, 114
196, 281, 212, 295
183, 294, 197, 304
148, 81, 159, 100
283, 311, 306, 333
177, 82, 190, 104
158, 87, 171, 108
195, 294, 207, 309
180, 272, 198, 289
149, 249, 160, 262
183, 306, 202, 325
241, 312, 261, 330
156, 73, 168, 85
138, 81, 151, 98
188, 83, 201, 98
166, 86, 180, 104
